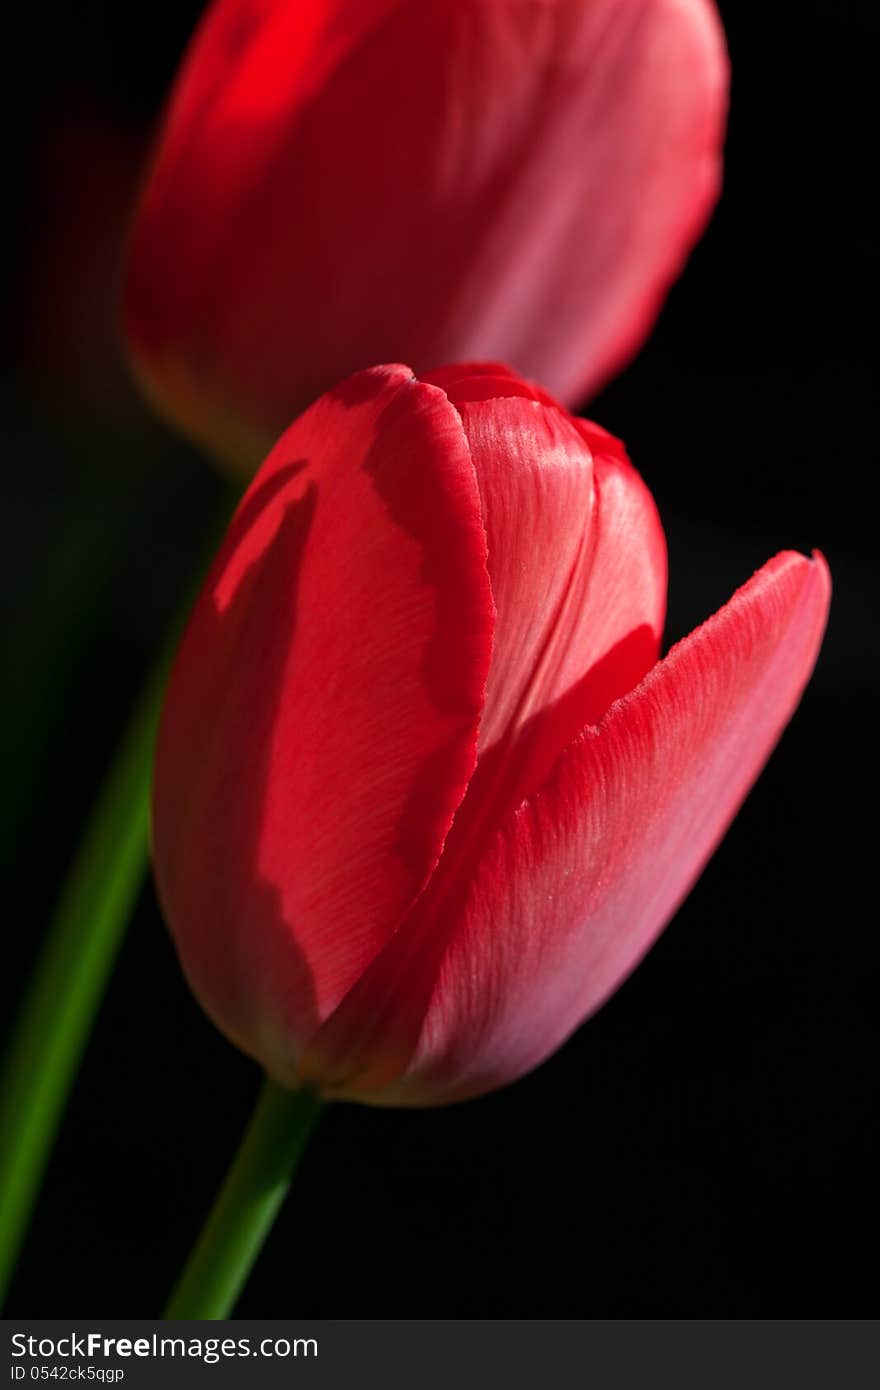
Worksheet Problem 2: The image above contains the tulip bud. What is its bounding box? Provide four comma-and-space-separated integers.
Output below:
125, 0, 729, 470
153, 363, 830, 1105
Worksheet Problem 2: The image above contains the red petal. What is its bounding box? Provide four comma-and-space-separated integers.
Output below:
531, 0, 729, 403
153, 364, 493, 1081
455, 396, 666, 797
318, 395, 667, 1091
126, 0, 728, 469
423, 370, 663, 782
304, 552, 830, 1104
421, 362, 563, 408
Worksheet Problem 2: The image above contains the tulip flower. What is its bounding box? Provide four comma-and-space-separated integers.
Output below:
153, 362, 830, 1108
125, 0, 729, 470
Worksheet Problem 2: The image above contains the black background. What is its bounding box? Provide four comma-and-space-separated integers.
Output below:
1, 0, 876, 1316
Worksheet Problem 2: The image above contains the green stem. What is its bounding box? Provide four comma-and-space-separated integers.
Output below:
0, 487, 238, 1308
165, 1079, 323, 1320
0, 654, 165, 1305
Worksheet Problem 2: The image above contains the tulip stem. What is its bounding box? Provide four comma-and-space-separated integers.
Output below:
164, 1079, 323, 1319
0, 487, 239, 1309
0, 656, 166, 1307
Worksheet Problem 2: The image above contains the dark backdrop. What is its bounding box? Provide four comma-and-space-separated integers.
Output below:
1, 0, 876, 1316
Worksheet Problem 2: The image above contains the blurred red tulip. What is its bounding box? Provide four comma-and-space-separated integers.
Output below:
153, 363, 830, 1105
125, 0, 728, 470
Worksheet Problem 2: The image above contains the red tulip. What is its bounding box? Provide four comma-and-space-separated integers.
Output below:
153, 363, 830, 1105
125, 0, 728, 470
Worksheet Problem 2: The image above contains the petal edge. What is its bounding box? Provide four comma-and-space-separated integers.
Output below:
306, 551, 830, 1104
